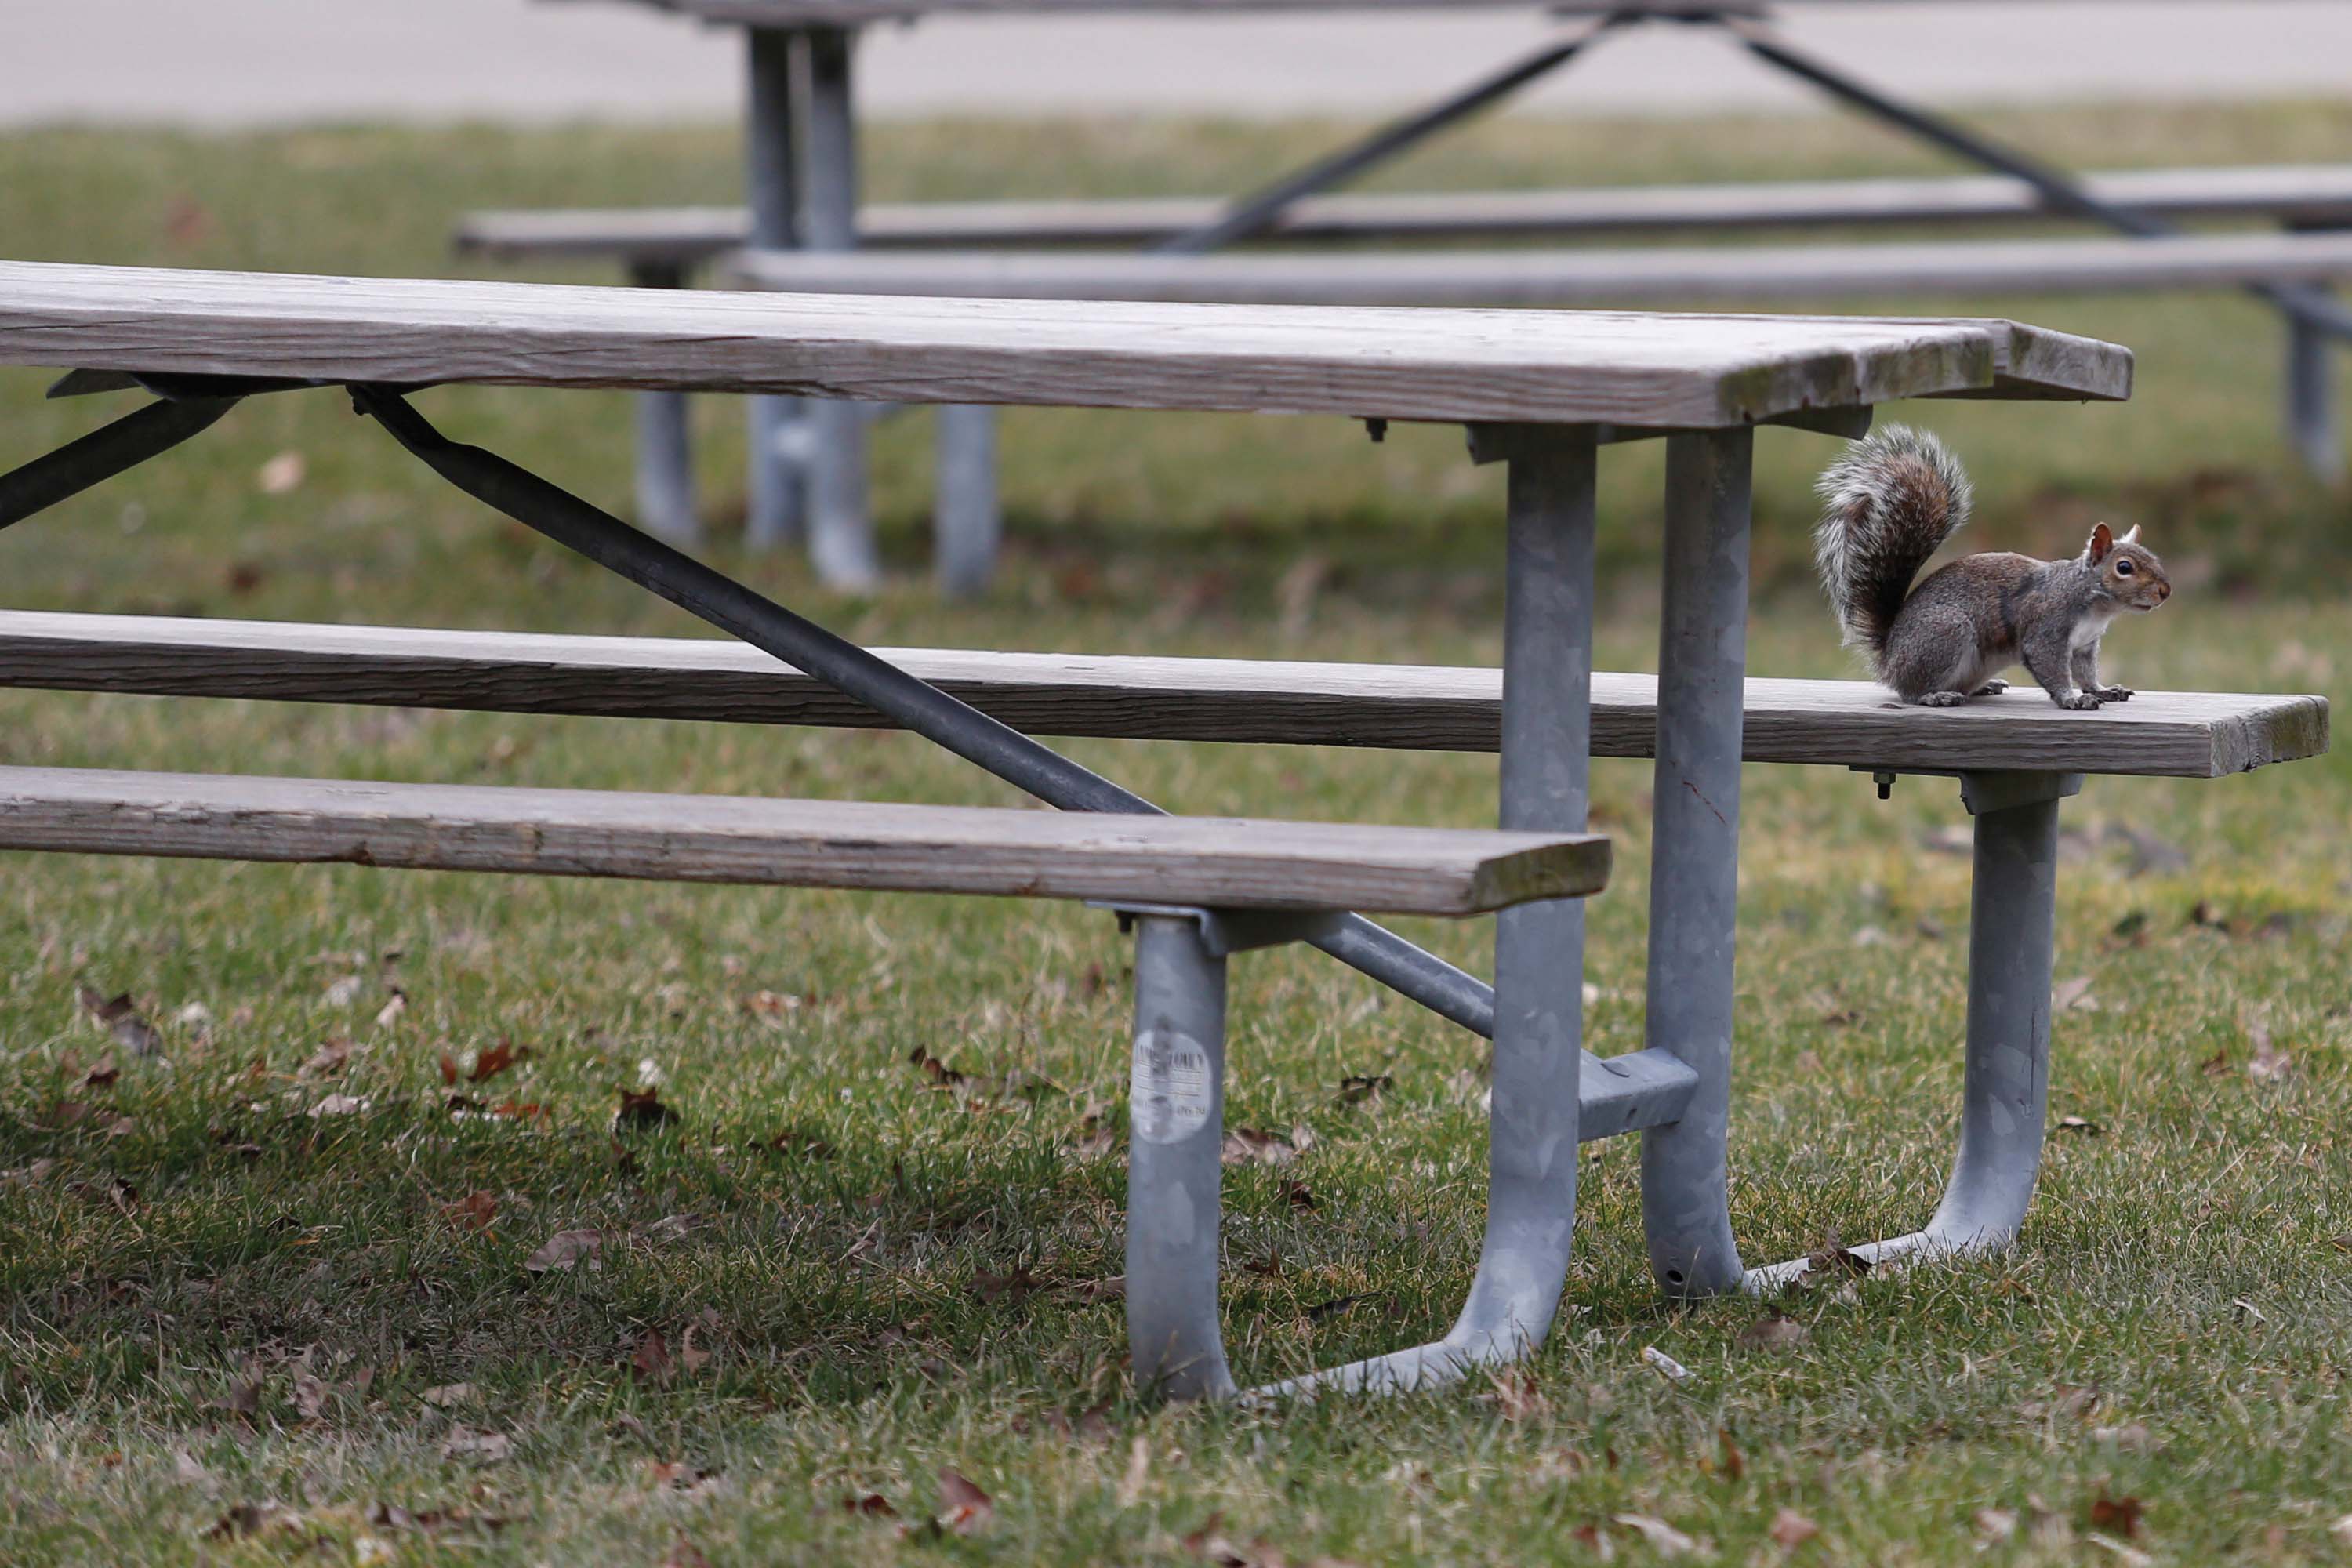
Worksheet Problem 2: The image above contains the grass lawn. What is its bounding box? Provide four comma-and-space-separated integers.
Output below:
0, 103, 2349, 1564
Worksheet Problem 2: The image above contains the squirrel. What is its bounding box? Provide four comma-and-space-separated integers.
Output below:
1812, 425, 2171, 710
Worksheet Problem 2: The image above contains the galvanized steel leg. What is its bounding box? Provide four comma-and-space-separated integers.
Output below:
935, 405, 1000, 597
1747, 771, 2076, 1290
1255, 427, 1595, 1398
2287, 227, 2345, 481
1126, 914, 1238, 1400
744, 24, 805, 550
799, 26, 880, 590
1639, 428, 1753, 1298
627, 260, 700, 546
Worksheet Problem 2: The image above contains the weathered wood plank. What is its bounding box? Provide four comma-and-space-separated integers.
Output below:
580, 0, 2287, 21
0, 260, 2125, 426
455, 166, 2352, 261
0, 615, 2321, 778
0, 765, 1609, 915
721, 230, 2352, 310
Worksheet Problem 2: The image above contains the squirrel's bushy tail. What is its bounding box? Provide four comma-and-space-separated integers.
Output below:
1812, 424, 1973, 662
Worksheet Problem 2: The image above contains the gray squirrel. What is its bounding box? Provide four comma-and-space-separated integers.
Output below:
1812, 425, 2172, 710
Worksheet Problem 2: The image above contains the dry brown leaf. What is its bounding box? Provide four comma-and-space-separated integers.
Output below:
632, 1328, 674, 1384
1716, 1428, 1744, 1483
1221, 1128, 1298, 1167
469, 1040, 527, 1083
938, 1468, 993, 1535
372, 990, 407, 1029
203, 1500, 296, 1541
420, 1383, 477, 1409
1738, 1311, 1809, 1352
1334, 1073, 1392, 1107
443, 1190, 497, 1234
300, 1038, 354, 1077
209, 1366, 264, 1420
1483, 1369, 1548, 1422
292, 1371, 329, 1422
308, 1094, 368, 1118
439, 1427, 512, 1464
1639, 1345, 1693, 1383
1768, 1508, 1818, 1548
82, 1058, 120, 1088
613, 1087, 680, 1133
524, 1228, 605, 1273
77, 986, 162, 1057
844, 1492, 897, 1518
1569, 1523, 1617, 1561
2087, 1489, 2143, 1537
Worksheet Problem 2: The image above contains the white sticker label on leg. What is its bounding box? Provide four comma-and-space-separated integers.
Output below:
1130, 1029, 1213, 1145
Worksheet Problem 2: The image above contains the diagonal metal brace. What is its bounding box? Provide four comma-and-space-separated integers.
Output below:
0, 394, 241, 532
347, 386, 1504, 1038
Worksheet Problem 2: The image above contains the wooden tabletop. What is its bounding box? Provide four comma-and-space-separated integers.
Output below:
0, 261, 2129, 428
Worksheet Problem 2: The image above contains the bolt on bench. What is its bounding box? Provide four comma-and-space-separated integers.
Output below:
0, 260, 2183, 1396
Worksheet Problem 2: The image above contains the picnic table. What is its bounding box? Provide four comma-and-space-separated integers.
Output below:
0, 262, 2239, 1396
531, 0, 2352, 590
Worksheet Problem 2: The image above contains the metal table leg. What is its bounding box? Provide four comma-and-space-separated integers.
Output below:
1747, 769, 2077, 1289
1256, 426, 1596, 1398
1126, 913, 1238, 1400
1639, 427, 1753, 1298
627, 260, 699, 546
744, 24, 805, 550
798, 26, 880, 590
935, 404, 1000, 597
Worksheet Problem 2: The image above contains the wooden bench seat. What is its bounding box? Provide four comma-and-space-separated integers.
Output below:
0, 764, 1604, 915
454, 165, 2352, 264
719, 230, 2352, 308
0, 614, 2324, 780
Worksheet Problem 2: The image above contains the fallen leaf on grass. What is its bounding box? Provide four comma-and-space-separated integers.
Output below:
2086, 1533, 2154, 1567
292, 1370, 329, 1422
2089, 1423, 2153, 1450
1973, 1507, 2018, 1543
256, 451, 306, 495
1737, 1312, 1809, 1352
937, 1468, 993, 1535
308, 1094, 369, 1118
443, 1190, 498, 1233
105, 1177, 139, 1214
83, 1058, 119, 1088
844, 1492, 897, 1518
613, 1087, 680, 1133
2232, 1297, 2267, 1326
78, 986, 162, 1056
2053, 1115, 2103, 1135
524, 1229, 607, 1273
1716, 1428, 1744, 1483
300, 1038, 354, 1077
1482, 1369, 1549, 1421
2087, 1490, 2143, 1537
420, 1383, 477, 1408
2053, 977, 2099, 1013
203, 1500, 297, 1540
439, 1426, 512, 1464
1613, 1513, 1706, 1557
1221, 1128, 1299, 1167
646, 1460, 722, 1495
1334, 1073, 1392, 1107
973, 1263, 1044, 1303
373, 990, 407, 1029
1769, 1508, 1818, 1548
2245, 1020, 2293, 1083
323, 973, 366, 1009
209, 1366, 264, 1420
631, 1329, 674, 1384
758, 1127, 834, 1159
1639, 1345, 1693, 1383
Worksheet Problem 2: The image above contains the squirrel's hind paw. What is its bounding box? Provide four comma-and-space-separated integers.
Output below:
1913, 691, 1971, 707
2055, 691, 2103, 710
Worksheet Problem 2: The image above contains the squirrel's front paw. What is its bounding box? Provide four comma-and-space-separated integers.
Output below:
2056, 690, 2103, 710
2095, 685, 2134, 702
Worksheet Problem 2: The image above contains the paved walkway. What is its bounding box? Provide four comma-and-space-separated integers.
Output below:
4, 1, 2349, 125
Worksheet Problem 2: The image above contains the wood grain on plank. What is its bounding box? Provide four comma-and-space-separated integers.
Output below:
721, 231, 2352, 308
455, 166, 2352, 261
0, 615, 2321, 779
0, 260, 2126, 426
584, 0, 2252, 20
0, 765, 1610, 914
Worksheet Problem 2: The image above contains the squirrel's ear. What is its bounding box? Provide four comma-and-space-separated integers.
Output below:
2118, 524, 2142, 545
2086, 522, 2114, 563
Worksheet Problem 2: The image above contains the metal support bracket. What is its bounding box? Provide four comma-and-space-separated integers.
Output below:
1092, 900, 1347, 958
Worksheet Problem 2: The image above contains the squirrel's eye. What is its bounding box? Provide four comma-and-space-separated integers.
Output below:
2115, 559, 2134, 575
